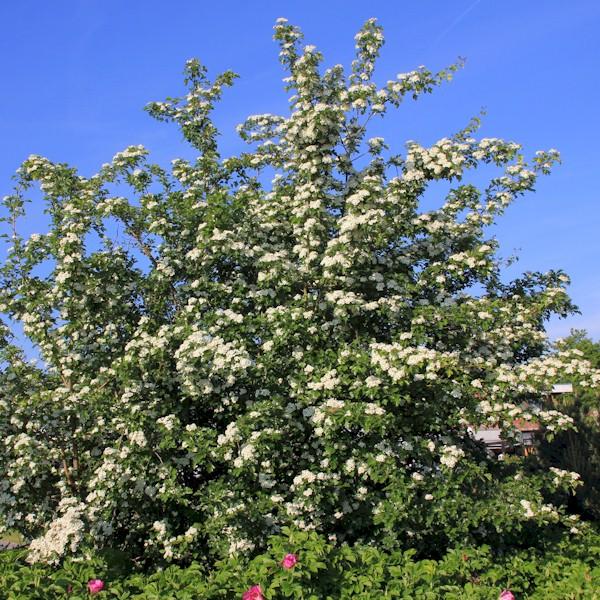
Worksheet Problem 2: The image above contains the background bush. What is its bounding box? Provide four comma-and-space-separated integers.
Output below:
537, 331, 600, 521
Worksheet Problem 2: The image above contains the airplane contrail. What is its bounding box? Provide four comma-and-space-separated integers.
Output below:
430, 0, 484, 48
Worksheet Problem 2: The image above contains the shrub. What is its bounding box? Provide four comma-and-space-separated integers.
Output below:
0, 529, 599, 598
538, 330, 600, 520
1, 18, 599, 565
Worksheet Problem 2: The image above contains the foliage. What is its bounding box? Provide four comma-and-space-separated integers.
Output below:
538, 330, 600, 520
1, 18, 599, 565
0, 529, 599, 599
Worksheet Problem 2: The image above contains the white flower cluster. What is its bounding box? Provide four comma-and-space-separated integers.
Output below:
175, 328, 253, 396
404, 138, 468, 181
439, 445, 465, 470
519, 499, 559, 522
27, 498, 86, 564
371, 343, 458, 382
550, 467, 582, 488
111, 145, 148, 166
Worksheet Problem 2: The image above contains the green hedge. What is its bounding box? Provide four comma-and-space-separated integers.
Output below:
1, 528, 599, 599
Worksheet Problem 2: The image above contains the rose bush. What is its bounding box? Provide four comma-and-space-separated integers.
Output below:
1, 17, 599, 566
0, 528, 599, 598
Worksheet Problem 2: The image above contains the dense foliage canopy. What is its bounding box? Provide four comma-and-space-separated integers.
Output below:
1, 18, 598, 566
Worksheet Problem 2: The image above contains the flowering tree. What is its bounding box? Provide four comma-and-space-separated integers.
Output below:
1, 18, 598, 565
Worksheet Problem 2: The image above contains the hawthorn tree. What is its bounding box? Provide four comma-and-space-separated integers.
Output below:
1, 18, 598, 565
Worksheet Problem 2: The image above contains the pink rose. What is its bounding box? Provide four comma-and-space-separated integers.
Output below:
281, 553, 299, 569
242, 585, 264, 600
87, 579, 105, 594
499, 591, 515, 600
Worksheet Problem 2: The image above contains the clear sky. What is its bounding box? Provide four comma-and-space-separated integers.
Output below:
1, 0, 598, 340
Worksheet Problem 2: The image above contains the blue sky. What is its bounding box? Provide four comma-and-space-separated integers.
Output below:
1, 0, 598, 340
